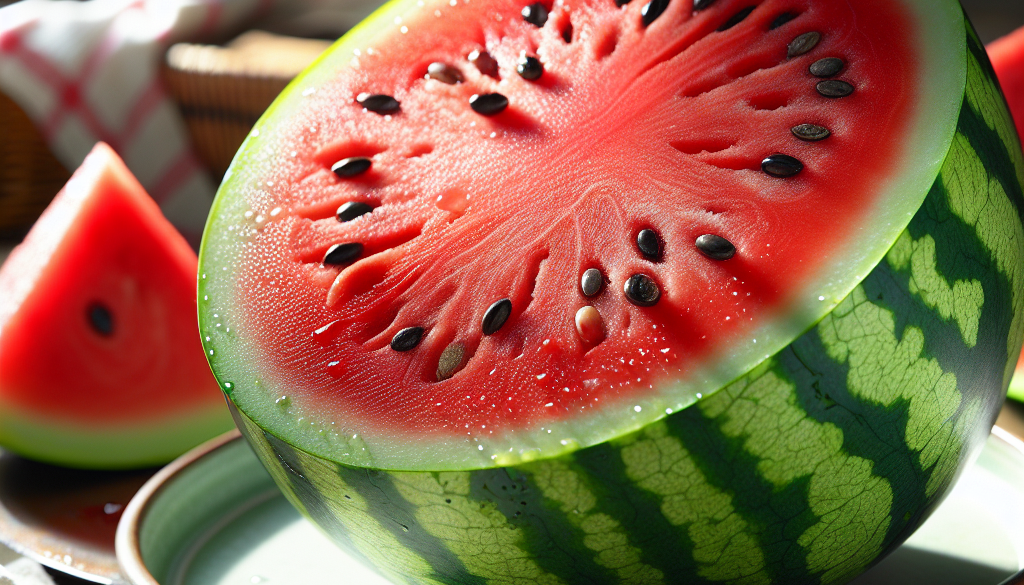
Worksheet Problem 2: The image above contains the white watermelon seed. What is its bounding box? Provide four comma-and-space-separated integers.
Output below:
437, 342, 466, 380
575, 306, 606, 344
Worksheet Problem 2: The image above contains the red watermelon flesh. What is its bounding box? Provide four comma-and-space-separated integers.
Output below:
0, 142, 233, 468
202, 0, 966, 469
989, 24, 1024, 145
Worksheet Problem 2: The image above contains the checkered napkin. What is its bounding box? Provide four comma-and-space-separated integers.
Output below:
0, 0, 377, 245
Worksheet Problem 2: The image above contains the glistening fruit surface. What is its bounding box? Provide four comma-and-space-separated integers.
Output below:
0, 143, 233, 468
201, 0, 1024, 582
201, 0, 971, 470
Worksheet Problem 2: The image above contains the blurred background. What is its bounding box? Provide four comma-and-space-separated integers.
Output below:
963, 0, 1024, 43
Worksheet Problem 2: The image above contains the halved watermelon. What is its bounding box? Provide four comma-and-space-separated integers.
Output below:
0, 143, 233, 469
200, 0, 1024, 582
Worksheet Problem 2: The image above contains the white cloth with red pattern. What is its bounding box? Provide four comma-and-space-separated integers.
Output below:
0, 0, 377, 245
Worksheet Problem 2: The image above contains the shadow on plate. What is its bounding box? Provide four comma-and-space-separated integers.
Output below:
0, 448, 157, 583
854, 546, 1015, 585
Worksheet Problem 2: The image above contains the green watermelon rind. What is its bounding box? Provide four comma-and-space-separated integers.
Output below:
200, 0, 998, 472
227, 21, 1024, 584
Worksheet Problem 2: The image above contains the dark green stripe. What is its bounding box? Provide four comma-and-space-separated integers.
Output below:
263, 433, 485, 585
572, 441, 709, 584
962, 27, 1024, 223
661, 404, 816, 585
466, 466, 618, 584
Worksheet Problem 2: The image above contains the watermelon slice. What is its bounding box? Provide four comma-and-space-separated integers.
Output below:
0, 143, 233, 469
201, 0, 1024, 582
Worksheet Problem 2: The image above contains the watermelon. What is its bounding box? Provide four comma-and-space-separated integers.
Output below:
200, 0, 1024, 582
0, 142, 233, 469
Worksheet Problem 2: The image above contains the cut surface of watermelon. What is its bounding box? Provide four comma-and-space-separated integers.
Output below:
200, 0, 974, 470
0, 142, 233, 468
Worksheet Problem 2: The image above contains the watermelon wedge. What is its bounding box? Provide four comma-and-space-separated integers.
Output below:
0, 143, 233, 469
200, 0, 1024, 582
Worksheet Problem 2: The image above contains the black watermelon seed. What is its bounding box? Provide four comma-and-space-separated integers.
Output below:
641, 0, 669, 27
336, 201, 374, 222
717, 6, 755, 31
624, 274, 660, 307
331, 156, 372, 178
791, 123, 830, 141
762, 154, 804, 177
87, 302, 114, 336
427, 62, 464, 84
482, 298, 513, 335
323, 242, 363, 265
637, 229, 661, 260
581, 268, 603, 297
616, 0, 630, 5
522, 3, 549, 27
692, 0, 717, 11
809, 57, 844, 77
391, 327, 424, 351
356, 93, 400, 114
470, 93, 509, 116
816, 79, 854, 98
695, 234, 735, 260
769, 12, 797, 29
468, 49, 499, 77
436, 342, 466, 381
517, 55, 543, 80
787, 31, 821, 58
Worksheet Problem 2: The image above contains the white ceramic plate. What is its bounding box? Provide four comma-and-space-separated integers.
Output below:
116, 427, 1024, 585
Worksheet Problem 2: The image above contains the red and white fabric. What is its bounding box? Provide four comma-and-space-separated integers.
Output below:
0, 0, 377, 245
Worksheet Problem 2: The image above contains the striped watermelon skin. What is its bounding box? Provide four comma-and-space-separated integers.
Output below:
230, 18, 1024, 585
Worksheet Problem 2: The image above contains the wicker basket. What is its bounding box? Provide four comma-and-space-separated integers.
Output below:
0, 92, 70, 238
161, 31, 331, 180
